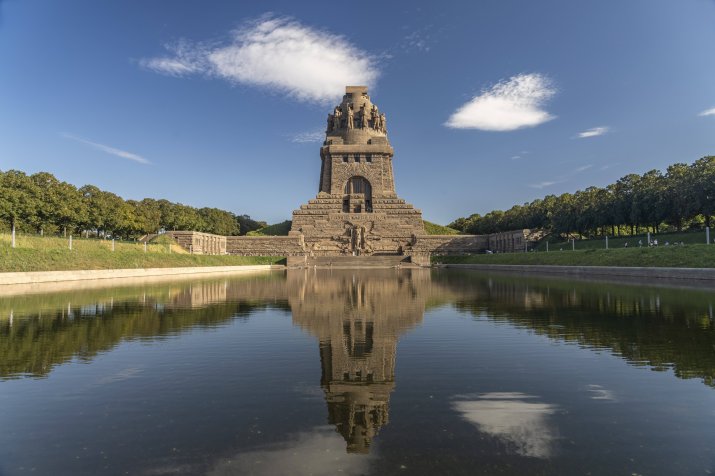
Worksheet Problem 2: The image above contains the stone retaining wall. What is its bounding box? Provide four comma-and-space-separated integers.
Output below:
412, 235, 488, 255
166, 231, 227, 255
0, 265, 280, 286
441, 264, 715, 281
164, 230, 531, 263
226, 236, 305, 256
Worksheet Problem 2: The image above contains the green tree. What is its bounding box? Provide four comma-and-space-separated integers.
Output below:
663, 163, 694, 231
690, 156, 715, 227
0, 170, 40, 238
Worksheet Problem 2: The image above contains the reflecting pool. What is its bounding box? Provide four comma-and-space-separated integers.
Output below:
1, 269, 714, 475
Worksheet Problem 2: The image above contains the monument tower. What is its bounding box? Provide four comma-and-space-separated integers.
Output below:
290, 86, 426, 260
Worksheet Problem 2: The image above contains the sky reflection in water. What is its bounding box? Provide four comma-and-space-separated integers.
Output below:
1, 269, 714, 475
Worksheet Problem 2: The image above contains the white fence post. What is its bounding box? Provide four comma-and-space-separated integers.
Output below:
112, 239, 115, 251
707, 226, 710, 245
606, 236, 609, 249
69, 235, 72, 250
11, 223, 16, 248
572, 238, 575, 251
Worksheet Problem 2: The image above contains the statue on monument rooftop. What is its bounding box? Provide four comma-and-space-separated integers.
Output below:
323, 86, 388, 143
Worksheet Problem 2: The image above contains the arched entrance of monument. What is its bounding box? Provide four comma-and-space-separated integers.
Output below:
343, 176, 372, 213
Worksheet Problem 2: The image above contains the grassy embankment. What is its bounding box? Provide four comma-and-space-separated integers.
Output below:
536, 230, 708, 251
0, 234, 283, 272
435, 243, 715, 268
424, 221, 460, 235
247, 220, 292, 236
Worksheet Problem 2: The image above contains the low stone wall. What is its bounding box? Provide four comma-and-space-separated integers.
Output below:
487, 230, 530, 253
412, 234, 488, 255
226, 236, 305, 256
166, 231, 227, 255
163, 229, 531, 263
440, 264, 715, 281
0, 265, 280, 286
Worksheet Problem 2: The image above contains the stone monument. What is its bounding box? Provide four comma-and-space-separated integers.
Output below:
290, 87, 426, 262
166, 86, 529, 264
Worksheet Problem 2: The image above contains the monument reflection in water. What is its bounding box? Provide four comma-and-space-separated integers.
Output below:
288, 269, 426, 453
1, 269, 715, 475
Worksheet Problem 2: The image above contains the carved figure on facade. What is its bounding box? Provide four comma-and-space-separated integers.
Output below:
326, 113, 334, 133
332, 107, 342, 130
379, 113, 387, 133
360, 104, 369, 129
346, 103, 354, 130
371, 105, 380, 131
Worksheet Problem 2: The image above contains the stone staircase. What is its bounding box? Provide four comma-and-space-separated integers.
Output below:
304, 255, 418, 268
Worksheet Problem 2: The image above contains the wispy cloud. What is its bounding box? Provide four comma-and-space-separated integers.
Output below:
577, 126, 609, 138
699, 107, 715, 117
574, 164, 593, 173
529, 180, 560, 189
529, 164, 592, 189
587, 384, 615, 401
62, 133, 150, 165
140, 16, 379, 104
511, 150, 531, 160
445, 73, 556, 131
401, 30, 432, 53
289, 129, 325, 143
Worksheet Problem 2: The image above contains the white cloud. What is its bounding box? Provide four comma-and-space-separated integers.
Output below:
528, 164, 591, 189
445, 73, 556, 131
699, 107, 715, 117
573, 164, 593, 173
141, 17, 379, 103
62, 133, 150, 165
206, 426, 372, 476
577, 126, 609, 138
140, 39, 206, 77
529, 181, 559, 189
402, 31, 432, 52
587, 384, 615, 401
290, 129, 325, 143
453, 392, 559, 458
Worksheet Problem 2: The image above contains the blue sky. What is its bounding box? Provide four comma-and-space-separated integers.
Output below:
1, 0, 714, 224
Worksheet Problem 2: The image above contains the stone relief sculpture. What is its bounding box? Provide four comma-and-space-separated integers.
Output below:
346, 103, 354, 130
379, 113, 387, 133
327, 113, 334, 133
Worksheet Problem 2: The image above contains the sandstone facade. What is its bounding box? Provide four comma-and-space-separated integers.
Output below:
290, 86, 426, 259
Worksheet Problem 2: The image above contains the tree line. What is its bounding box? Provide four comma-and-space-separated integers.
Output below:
0, 170, 266, 239
449, 156, 715, 237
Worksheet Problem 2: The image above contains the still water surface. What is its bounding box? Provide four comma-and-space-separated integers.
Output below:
1, 269, 714, 475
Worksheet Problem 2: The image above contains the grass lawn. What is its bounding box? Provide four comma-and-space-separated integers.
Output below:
0, 234, 284, 272
536, 230, 710, 251
434, 244, 715, 268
